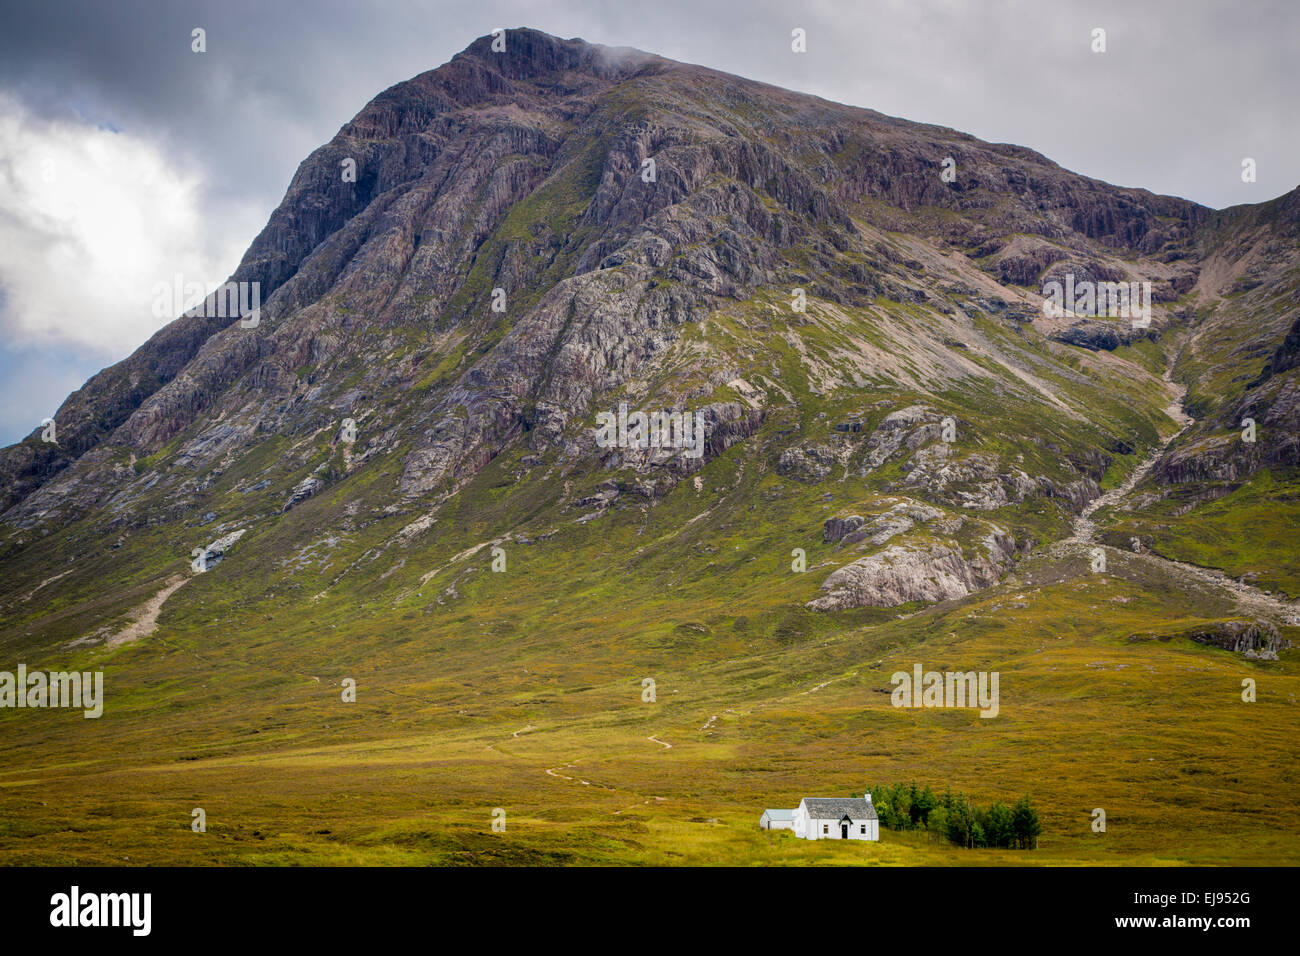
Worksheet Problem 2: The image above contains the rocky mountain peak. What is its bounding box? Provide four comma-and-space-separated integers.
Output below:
452, 27, 666, 82
2, 27, 1298, 630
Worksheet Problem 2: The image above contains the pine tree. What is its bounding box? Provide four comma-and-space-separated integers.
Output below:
907, 782, 922, 828
917, 785, 937, 828
1012, 794, 1042, 850
928, 806, 948, 843
988, 802, 1015, 848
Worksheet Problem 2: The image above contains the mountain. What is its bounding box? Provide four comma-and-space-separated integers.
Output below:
1, 29, 1296, 866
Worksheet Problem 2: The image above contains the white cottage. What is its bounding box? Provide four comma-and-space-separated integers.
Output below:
791, 794, 878, 841
760, 808, 795, 830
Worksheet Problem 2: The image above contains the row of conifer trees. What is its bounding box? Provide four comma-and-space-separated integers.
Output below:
865, 782, 1041, 849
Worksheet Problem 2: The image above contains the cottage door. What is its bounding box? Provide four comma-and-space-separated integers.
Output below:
840, 822, 848, 839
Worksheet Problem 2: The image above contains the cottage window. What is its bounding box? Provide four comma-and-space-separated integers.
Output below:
860, 825, 866, 834
822, 824, 828, 835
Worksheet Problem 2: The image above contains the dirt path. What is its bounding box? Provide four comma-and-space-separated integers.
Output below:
544, 761, 616, 790
17, 568, 75, 605
105, 575, 191, 649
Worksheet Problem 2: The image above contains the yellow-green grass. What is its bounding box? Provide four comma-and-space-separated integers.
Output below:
2, 540, 1296, 866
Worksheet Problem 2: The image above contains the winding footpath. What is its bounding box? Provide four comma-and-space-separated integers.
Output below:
104, 574, 191, 649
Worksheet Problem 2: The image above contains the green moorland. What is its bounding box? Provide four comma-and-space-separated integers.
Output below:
1, 387, 1296, 865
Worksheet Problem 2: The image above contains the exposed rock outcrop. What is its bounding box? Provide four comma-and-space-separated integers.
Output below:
777, 444, 836, 482
823, 501, 947, 546
823, 515, 865, 542
1131, 619, 1290, 660
199, 528, 247, 568
807, 529, 1015, 611
860, 405, 944, 473
1049, 320, 1128, 351
283, 477, 323, 512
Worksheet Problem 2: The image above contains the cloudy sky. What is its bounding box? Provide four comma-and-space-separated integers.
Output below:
1, 0, 1296, 446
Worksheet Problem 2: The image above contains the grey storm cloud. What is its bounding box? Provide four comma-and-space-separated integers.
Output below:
3, 0, 1297, 216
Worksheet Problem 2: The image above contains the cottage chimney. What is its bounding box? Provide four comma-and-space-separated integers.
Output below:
865, 791, 873, 804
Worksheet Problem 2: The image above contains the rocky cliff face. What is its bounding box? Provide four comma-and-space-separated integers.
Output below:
808, 525, 1015, 611
1, 29, 1297, 624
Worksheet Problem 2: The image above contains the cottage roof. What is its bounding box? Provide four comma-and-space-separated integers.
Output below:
762, 808, 796, 820
801, 797, 877, 820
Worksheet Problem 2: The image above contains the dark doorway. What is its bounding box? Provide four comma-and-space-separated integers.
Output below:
840, 823, 848, 839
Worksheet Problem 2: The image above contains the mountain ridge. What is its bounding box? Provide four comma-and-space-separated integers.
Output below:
1, 28, 1252, 517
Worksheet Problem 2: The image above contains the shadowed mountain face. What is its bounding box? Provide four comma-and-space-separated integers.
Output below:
0, 30, 1297, 866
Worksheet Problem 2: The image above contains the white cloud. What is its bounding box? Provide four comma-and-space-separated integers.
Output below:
0, 92, 252, 356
